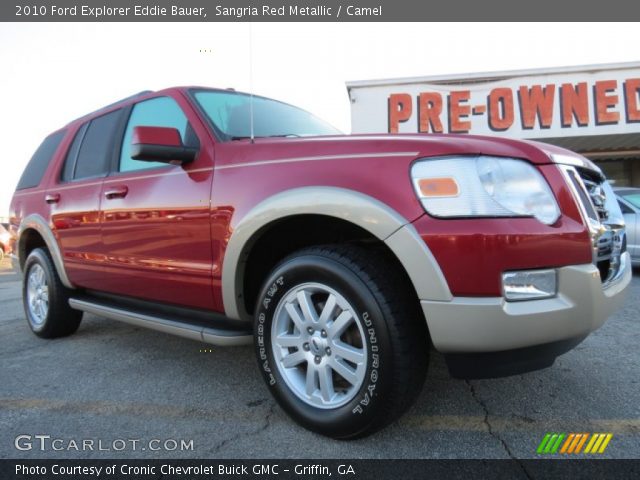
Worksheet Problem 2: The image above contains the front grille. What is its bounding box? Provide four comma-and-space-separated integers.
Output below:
561, 165, 625, 285
566, 169, 599, 221
580, 176, 608, 221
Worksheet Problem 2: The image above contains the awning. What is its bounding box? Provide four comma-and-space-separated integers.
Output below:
536, 133, 640, 159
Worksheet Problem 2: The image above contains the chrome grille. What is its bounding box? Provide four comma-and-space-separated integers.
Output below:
581, 177, 608, 221
559, 164, 626, 285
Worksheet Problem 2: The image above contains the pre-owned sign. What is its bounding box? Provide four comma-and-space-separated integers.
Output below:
348, 67, 640, 139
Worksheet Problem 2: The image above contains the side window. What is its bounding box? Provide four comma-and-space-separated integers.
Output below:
73, 109, 124, 181
17, 130, 66, 190
61, 123, 88, 182
119, 97, 191, 173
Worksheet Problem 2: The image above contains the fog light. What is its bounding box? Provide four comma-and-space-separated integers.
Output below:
502, 269, 557, 301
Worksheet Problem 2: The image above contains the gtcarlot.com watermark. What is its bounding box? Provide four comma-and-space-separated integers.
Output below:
14, 434, 194, 452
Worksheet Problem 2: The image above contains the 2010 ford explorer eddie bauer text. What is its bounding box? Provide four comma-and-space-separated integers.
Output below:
9, 87, 631, 438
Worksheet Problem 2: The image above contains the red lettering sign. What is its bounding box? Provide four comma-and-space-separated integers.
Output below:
418, 92, 444, 133
488, 88, 514, 131
624, 78, 640, 122
448, 91, 471, 133
560, 82, 589, 127
384, 76, 638, 135
518, 85, 555, 129
388, 93, 412, 133
594, 80, 620, 125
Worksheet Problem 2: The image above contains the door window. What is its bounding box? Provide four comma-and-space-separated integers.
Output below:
119, 97, 192, 173
62, 109, 123, 181
60, 123, 88, 182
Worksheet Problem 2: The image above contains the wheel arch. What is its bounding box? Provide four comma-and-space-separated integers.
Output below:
222, 186, 451, 322
17, 214, 75, 289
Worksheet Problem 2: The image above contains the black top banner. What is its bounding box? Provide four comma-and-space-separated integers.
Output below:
3, 0, 640, 21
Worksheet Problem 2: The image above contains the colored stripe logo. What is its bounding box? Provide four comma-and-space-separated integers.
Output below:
537, 433, 613, 454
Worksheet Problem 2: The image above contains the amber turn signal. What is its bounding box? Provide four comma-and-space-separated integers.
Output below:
417, 177, 459, 197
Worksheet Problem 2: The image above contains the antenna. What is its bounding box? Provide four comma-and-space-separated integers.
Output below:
249, 22, 255, 144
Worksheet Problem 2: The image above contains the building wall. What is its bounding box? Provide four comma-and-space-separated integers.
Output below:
596, 158, 640, 187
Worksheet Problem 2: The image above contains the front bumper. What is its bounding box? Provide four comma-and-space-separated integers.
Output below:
422, 251, 632, 354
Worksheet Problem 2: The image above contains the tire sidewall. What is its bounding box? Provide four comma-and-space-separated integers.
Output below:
255, 253, 393, 438
23, 249, 55, 334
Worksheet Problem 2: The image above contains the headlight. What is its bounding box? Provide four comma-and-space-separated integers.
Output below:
411, 156, 560, 225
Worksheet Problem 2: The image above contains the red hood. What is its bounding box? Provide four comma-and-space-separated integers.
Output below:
213, 133, 576, 169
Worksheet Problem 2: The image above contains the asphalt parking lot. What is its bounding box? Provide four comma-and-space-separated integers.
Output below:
0, 256, 638, 460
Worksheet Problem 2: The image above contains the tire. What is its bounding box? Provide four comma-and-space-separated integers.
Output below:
22, 248, 82, 338
254, 244, 428, 439
0, 246, 4, 262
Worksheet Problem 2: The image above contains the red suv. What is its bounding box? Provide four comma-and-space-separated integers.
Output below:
8, 87, 631, 438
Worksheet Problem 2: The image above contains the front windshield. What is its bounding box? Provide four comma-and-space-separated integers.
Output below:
621, 192, 640, 209
192, 90, 342, 140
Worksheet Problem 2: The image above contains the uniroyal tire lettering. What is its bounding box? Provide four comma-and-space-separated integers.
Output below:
352, 310, 379, 415
259, 277, 285, 387
262, 276, 284, 311
257, 312, 275, 384
368, 328, 377, 343
267, 276, 284, 298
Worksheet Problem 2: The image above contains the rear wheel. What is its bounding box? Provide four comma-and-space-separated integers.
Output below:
23, 248, 82, 338
254, 244, 428, 439
0, 245, 5, 262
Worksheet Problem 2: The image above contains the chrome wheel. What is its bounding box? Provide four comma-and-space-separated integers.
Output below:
271, 282, 367, 409
27, 264, 49, 325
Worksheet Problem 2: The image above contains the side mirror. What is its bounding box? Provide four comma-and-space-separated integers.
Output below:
131, 126, 198, 164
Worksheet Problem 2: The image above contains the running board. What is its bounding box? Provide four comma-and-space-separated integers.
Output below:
68, 298, 252, 346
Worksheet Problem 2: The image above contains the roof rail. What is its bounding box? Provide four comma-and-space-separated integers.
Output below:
67, 90, 153, 125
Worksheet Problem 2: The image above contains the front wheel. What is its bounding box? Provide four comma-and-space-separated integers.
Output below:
254, 245, 428, 439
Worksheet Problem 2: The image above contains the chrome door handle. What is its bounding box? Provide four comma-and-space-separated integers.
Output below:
104, 186, 129, 199
45, 193, 60, 204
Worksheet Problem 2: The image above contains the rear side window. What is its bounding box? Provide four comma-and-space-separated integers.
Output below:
17, 131, 66, 190
72, 109, 124, 180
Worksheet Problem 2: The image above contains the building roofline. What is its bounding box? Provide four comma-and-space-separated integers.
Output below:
346, 61, 640, 89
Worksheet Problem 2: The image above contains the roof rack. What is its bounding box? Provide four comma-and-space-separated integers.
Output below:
67, 90, 153, 125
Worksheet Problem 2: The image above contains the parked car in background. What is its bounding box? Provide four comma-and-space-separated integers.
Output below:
0, 223, 11, 262
614, 187, 640, 266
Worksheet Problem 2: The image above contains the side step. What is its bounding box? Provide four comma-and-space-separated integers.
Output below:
69, 297, 252, 346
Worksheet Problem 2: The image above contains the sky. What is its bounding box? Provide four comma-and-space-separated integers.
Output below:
1, 22, 639, 216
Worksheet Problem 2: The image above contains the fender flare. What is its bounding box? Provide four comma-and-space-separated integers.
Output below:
18, 214, 75, 289
221, 186, 452, 321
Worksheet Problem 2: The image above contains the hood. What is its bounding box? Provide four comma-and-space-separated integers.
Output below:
214, 133, 572, 169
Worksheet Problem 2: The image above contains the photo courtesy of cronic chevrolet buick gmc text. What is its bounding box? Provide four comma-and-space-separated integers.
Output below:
8, 87, 631, 438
